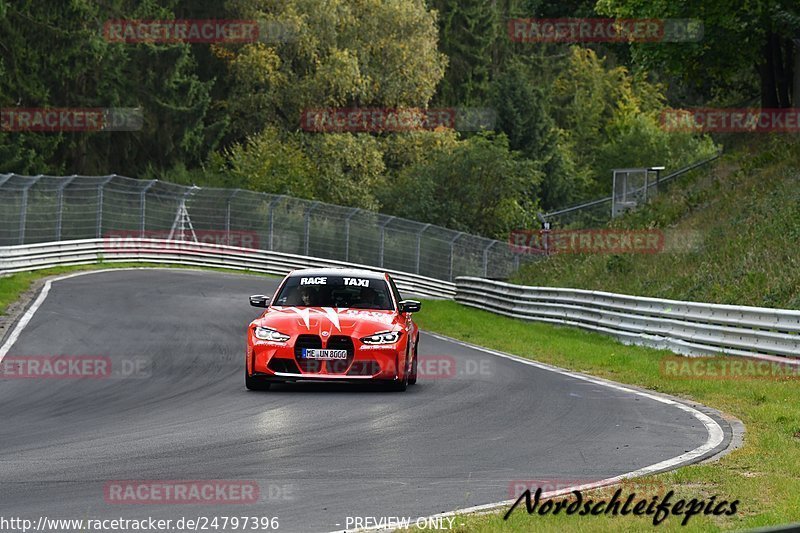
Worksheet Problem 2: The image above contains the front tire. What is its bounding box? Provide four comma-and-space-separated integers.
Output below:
385, 354, 409, 391
408, 339, 419, 385
245, 372, 272, 391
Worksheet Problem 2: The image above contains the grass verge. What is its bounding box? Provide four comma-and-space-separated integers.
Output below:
413, 300, 800, 532
514, 136, 800, 309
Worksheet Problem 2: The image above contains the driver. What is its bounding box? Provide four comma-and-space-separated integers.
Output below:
298, 286, 317, 306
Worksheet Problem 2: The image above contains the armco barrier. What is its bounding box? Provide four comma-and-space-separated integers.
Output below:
456, 277, 800, 360
0, 239, 455, 299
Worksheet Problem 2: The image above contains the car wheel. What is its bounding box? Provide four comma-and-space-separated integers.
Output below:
408, 339, 418, 385
245, 371, 272, 391
389, 375, 408, 392
386, 355, 408, 392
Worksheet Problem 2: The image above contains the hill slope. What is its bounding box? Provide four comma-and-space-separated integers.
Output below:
513, 137, 800, 309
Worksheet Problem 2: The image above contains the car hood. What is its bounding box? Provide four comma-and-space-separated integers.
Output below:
254, 306, 401, 338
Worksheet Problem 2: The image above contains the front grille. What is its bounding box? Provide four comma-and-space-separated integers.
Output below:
325, 336, 355, 374
268, 358, 300, 374
294, 334, 322, 373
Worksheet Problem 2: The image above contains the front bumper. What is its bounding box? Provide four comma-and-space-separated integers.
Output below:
248, 333, 405, 381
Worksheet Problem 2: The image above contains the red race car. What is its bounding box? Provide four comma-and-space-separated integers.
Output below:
245, 268, 422, 391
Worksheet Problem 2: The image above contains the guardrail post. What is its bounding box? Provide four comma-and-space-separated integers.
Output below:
344, 208, 359, 262
378, 216, 395, 268
448, 232, 464, 282
96, 175, 114, 239
304, 202, 320, 256
416, 223, 430, 274
18, 175, 42, 244
139, 180, 156, 238
55, 176, 77, 241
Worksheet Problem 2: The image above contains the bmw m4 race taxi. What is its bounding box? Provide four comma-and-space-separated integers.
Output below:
245, 268, 422, 391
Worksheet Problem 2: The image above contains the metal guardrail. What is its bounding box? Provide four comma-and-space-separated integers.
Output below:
0, 239, 456, 299
6, 241, 800, 359
456, 277, 800, 360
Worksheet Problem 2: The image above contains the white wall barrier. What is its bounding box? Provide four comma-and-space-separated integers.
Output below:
0, 239, 455, 299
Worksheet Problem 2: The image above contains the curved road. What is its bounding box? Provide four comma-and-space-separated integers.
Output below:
0, 270, 731, 532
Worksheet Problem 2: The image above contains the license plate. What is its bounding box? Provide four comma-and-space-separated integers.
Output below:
301, 349, 348, 360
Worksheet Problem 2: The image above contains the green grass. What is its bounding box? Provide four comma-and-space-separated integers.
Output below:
515, 136, 800, 309
413, 300, 800, 532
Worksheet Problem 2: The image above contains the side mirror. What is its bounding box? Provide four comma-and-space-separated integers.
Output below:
249, 294, 271, 308
399, 300, 422, 313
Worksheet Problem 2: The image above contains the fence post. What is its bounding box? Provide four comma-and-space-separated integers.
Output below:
267, 195, 284, 250
448, 232, 464, 282
344, 208, 359, 262
304, 202, 320, 256
225, 189, 241, 244
378, 216, 395, 268
55, 176, 76, 241
139, 180, 156, 238
18, 175, 43, 245
482, 240, 496, 278
0, 174, 13, 245
96, 175, 114, 239
415, 223, 430, 275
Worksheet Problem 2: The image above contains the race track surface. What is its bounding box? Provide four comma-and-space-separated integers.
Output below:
0, 270, 730, 532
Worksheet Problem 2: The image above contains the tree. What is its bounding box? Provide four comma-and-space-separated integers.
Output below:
430, 0, 498, 106
596, 0, 800, 108
0, 0, 215, 175
493, 59, 583, 208
223, 0, 447, 140
385, 133, 542, 238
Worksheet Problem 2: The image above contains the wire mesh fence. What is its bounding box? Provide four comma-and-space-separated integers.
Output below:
541, 152, 721, 229
0, 174, 535, 281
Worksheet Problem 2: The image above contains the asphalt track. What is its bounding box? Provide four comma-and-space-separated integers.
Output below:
0, 269, 732, 532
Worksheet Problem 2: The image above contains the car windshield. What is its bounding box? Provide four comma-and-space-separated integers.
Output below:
274, 275, 394, 310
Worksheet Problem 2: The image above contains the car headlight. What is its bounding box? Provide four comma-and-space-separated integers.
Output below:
254, 326, 290, 342
360, 331, 401, 345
